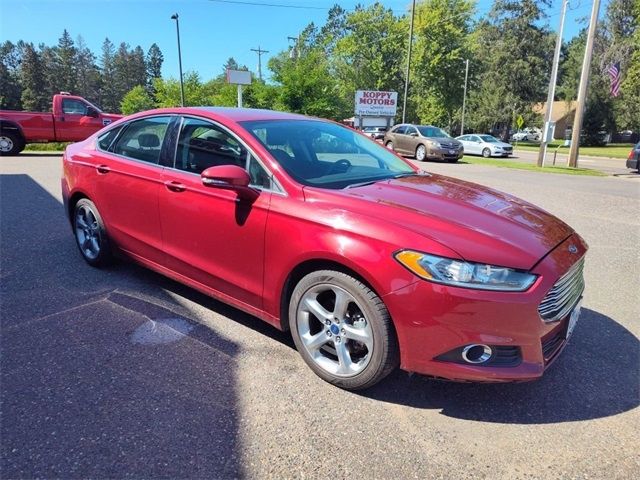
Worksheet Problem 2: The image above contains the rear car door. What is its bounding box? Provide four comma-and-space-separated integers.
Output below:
159, 116, 274, 308
92, 115, 173, 265
60, 98, 104, 141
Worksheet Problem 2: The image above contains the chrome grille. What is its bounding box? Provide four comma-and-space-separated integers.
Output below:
538, 256, 585, 322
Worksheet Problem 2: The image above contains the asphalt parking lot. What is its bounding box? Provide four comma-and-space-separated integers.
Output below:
1, 153, 638, 479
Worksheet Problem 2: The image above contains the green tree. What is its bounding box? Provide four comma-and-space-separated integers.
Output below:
146, 43, 163, 95
616, 0, 640, 130
120, 85, 155, 114
55, 29, 77, 93
99, 38, 119, 112
469, 0, 553, 138
75, 36, 101, 105
411, 0, 475, 131
332, 3, 407, 120
19, 43, 48, 111
153, 72, 210, 107
0, 41, 22, 109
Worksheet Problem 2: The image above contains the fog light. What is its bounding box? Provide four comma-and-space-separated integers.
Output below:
461, 344, 493, 364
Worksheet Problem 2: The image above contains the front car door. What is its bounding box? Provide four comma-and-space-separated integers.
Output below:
159, 116, 275, 309
60, 98, 104, 141
403, 125, 419, 154
92, 115, 173, 265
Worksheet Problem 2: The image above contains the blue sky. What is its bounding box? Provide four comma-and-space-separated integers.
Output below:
0, 0, 605, 82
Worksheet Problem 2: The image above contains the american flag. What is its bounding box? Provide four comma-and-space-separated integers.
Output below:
608, 62, 621, 97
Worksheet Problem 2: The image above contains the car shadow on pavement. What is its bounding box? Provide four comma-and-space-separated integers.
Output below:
362, 307, 640, 424
1, 174, 244, 478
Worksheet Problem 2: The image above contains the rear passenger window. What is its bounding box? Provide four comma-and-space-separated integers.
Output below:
112, 117, 171, 164
393, 126, 406, 135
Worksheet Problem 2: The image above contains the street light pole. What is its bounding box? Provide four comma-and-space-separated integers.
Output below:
287, 36, 299, 60
402, 0, 416, 124
537, 0, 569, 167
568, 0, 602, 168
171, 13, 185, 107
461, 58, 469, 135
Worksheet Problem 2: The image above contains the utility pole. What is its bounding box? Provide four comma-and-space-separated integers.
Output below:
402, 0, 416, 124
250, 46, 269, 81
287, 36, 298, 59
537, 0, 569, 167
568, 0, 602, 168
170, 13, 185, 107
460, 59, 469, 135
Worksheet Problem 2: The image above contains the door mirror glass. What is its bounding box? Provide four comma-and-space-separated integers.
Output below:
86, 106, 99, 118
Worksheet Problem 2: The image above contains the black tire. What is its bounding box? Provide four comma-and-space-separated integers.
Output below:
482, 147, 491, 158
72, 198, 113, 267
415, 144, 427, 161
289, 270, 399, 390
386, 141, 394, 151
0, 131, 25, 156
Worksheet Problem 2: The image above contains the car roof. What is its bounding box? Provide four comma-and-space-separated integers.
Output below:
124, 107, 313, 123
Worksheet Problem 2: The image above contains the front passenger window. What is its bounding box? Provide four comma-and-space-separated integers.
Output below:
112, 116, 171, 164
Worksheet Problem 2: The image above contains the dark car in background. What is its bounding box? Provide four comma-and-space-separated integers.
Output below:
383, 124, 463, 162
626, 142, 640, 172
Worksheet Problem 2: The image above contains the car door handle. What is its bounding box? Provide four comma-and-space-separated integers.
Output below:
164, 180, 186, 193
96, 165, 110, 174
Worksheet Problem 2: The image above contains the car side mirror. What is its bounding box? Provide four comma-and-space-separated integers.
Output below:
201, 165, 258, 201
86, 106, 99, 118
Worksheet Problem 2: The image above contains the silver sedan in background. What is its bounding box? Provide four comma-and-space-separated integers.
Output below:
457, 134, 513, 158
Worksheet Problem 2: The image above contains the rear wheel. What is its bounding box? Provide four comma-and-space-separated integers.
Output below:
0, 132, 25, 156
386, 141, 394, 151
73, 198, 113, 267
482, 147, 491, 158
415, 144, 427, 161
289, 270, 398, 390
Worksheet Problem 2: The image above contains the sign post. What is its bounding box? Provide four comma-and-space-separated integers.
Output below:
226, 69, 252, 108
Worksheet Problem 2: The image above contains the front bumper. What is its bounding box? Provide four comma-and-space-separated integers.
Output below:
382, 233, 588, 382
429, 146, 464, 161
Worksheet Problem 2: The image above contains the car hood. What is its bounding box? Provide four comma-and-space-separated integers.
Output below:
311, 173, 573, 270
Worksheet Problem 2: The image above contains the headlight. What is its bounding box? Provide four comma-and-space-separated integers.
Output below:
395, 250, 537, 291
428, 140, 442, 148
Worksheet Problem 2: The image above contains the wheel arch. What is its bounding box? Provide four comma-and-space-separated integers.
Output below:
0, 120, 25, 141
67, 190, 90, 224
279, 258, 383, 332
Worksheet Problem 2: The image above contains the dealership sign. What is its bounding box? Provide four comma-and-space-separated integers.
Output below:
354, 90, 398, 116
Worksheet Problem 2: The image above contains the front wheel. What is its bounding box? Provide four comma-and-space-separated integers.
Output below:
73, 198, 113, 267
482, 147, 491, 158
0, 132, 25, 156
289, 270, 398, 390
415, 144, 427, 161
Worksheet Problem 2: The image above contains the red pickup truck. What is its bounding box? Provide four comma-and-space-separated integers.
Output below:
0, 93, 122, 155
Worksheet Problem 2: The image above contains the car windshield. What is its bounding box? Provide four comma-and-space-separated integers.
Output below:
478, 135, 499, 143
241, 119, 415, 189
417, 126, 450, 138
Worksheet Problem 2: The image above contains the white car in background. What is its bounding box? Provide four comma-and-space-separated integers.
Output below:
511, 128, 541, 142
456, 134, 513, 158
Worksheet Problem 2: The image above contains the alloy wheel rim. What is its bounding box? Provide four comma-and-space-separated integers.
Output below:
417, 145, 425, 160
75, 205, 101, 260
0, 136, 14, 152
296, 284, 373, 377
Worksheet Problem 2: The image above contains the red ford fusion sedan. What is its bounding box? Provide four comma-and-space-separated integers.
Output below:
62, 108, 587, 390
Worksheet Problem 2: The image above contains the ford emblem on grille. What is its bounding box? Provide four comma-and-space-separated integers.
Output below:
568, 245, 578, 254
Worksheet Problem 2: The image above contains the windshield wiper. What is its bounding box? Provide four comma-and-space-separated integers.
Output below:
344, 180, 380, 189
